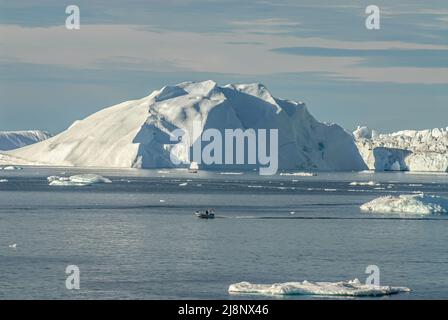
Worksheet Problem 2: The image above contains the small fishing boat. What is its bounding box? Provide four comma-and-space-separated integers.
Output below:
189, 161, 199, 173
195, 209, 215, 219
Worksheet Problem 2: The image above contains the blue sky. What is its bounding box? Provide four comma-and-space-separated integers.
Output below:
0, 0, 447, 133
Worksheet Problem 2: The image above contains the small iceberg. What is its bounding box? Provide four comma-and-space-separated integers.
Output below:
48, 174, 112, 186
360, 194, 448, 215
0, 179, 8, 183
349, 181, 380, 186
228, 279, 410, 297
220, 172, 244, 175
280, 172, 316, 177
1, 166, 22, 170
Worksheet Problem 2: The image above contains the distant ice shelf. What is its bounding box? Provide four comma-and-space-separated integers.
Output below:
0, 130, 52, 151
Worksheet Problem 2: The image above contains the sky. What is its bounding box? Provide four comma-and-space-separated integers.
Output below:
0, 0, 447, 134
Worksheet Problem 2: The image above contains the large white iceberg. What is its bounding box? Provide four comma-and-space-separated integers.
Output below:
360, 194, 448, 215
7, 80, 366, 171
0, 130, 52, 151
228, 279, 410, 297
354, 126, 448, 172
48, 174, 112, 186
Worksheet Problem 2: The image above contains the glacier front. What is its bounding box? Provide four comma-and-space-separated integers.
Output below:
6, 80, 367, 172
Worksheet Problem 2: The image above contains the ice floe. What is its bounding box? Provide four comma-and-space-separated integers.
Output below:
0, 179, 8, 183
280, 172, 317, 177
48, 174, 112, 186
228, 279, 410, 297
349, 181, 380, 186
360, 193, 448, 215
220, 172, 244, 175
1, 166, 23, 170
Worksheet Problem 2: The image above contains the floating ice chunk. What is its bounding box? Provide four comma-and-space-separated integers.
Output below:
360, 194, 448, 215
179, 182, 188, 187
1, 166, 22, 170
8, 243, 17, 249
228, 279, 410, 297
349, 181, 380, 186
0, 179, 7, 183
157, 170, 170, 174
48, 174, 112, 186
220, 172, 244, 175
280, 172, 316, 177
324, 188, 337, 192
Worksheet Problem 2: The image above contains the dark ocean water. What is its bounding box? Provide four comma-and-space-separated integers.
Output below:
0, 167, 447, 299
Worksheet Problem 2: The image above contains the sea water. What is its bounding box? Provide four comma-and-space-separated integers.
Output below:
0, 167, 447, 299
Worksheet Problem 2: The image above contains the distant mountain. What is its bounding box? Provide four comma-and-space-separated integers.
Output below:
7, 80, 366, 171
0, 130, 52, 151
354, 126, 448, 172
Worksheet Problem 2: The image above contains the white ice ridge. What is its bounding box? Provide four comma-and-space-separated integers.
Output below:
228, 279, 410, 297
0, 130, 52, 151
7, 80, 366, 171
354, 126, 448, 172
48, 174, 112, 186
360, 194, 448, 215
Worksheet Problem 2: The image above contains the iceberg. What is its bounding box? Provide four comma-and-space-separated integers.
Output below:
354, 126, 448, 172
0, 130, 52, 151
7, 80, 366, 172
48, 174, 112, 186
228, 279, 410, 297
0, 179, 8, 183
360, 194, 448, 215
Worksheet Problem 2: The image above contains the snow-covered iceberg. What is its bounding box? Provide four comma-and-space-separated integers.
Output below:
360, 194, 448, 215
228, 279, 410, 297
48, 174, 112, 186
354, 126, 448, 172
7, 80, 366, 172
0, 130, 52, 151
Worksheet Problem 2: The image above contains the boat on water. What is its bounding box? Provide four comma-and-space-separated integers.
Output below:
189, 161, 199, 173
195, 209, 215, 219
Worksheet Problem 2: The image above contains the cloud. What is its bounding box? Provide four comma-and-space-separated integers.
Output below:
1, 24, 448, 84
